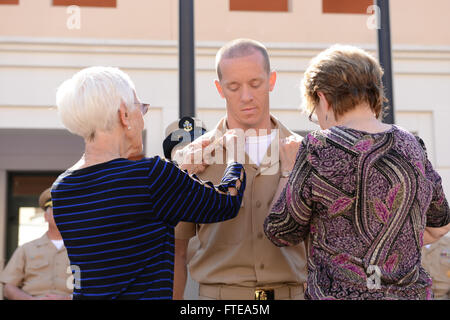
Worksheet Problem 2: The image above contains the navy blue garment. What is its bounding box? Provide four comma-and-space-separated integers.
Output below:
51, 156, 245, 300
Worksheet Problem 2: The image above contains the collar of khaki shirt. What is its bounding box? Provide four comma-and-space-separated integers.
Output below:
34, 233, 66, 252
207, 113, 298, 175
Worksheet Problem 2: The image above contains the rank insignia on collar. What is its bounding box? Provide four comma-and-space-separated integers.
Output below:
183, 119, 193, 132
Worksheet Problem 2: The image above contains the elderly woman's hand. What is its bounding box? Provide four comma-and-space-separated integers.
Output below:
279, 135, 302, 175
179, 138, 212, 174
178, 130, 243, 175
216, 129, 244, 166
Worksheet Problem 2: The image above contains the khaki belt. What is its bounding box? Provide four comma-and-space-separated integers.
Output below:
199, 284, 304, 300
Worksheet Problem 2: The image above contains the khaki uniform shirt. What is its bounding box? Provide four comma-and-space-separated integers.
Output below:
175, 115, 308, 288
0, 233, 72, 297
422, 236, 450, 299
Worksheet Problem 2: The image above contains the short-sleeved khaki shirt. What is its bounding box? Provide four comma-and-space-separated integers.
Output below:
0, 233, 72, 297
175, 115, 308, 288
422, 236, 450, 299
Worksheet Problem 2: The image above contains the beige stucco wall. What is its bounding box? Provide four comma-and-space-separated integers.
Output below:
0, 0, 177, 40
0, 0, 449, 45
196, 0, 450, 46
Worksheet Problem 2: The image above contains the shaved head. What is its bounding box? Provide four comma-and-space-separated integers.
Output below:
215, 38, 271, 80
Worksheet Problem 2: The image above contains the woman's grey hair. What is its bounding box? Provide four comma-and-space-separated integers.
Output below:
56, 66, 136, 141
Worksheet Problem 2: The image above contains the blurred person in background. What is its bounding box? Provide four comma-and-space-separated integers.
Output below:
264, 45, 450, 300
0, 188, 72, 300
421, 235, 450, 299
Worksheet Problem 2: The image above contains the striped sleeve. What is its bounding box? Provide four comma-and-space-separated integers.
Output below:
147, 156, 246, 226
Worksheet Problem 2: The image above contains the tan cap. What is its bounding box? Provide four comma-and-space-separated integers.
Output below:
38, 187, 52, 210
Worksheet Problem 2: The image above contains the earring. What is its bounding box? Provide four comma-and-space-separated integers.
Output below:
127, 126, 131, 130
325, 114, 328, 122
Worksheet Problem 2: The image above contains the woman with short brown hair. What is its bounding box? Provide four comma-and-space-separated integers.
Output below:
265, 45, 450, 300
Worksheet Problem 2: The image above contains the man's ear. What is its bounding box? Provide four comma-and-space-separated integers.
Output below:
269, 70, 277, 92
215, 80, 225, 99
118, 101, 130, 128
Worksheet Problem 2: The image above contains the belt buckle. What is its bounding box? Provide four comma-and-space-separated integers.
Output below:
254, 288, 274, 300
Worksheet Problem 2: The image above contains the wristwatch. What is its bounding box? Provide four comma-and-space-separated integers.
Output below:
281, 171, 291, 178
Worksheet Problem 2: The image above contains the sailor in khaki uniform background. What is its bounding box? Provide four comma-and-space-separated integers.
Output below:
172, 39, 308, 300
422, 235, 450, 299
0, 188, 72, 300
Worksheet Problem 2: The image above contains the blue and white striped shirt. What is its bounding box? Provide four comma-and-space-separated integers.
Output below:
52, 156, 245, 300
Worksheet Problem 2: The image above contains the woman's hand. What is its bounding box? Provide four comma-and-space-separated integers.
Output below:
218, 129, 244, 166
423, 223, 450, 245
178, 130, 243, 174
179, 138, 212, 174
279, 135, 302, 175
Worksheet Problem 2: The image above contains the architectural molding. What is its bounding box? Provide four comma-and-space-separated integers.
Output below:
0, 37, 449, 75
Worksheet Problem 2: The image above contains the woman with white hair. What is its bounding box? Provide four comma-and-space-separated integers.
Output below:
51, 66, 246, 300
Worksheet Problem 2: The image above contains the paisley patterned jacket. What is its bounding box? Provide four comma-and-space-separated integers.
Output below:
265, 125, 450, 300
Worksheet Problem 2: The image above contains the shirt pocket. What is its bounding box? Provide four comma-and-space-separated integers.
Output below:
27, 258, 50, 275
199, 201, 247, 246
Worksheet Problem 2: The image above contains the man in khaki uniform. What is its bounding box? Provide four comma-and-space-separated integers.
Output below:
173, 39, 308, 300
422, 235, 450, 299
0, 188, 72, 300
